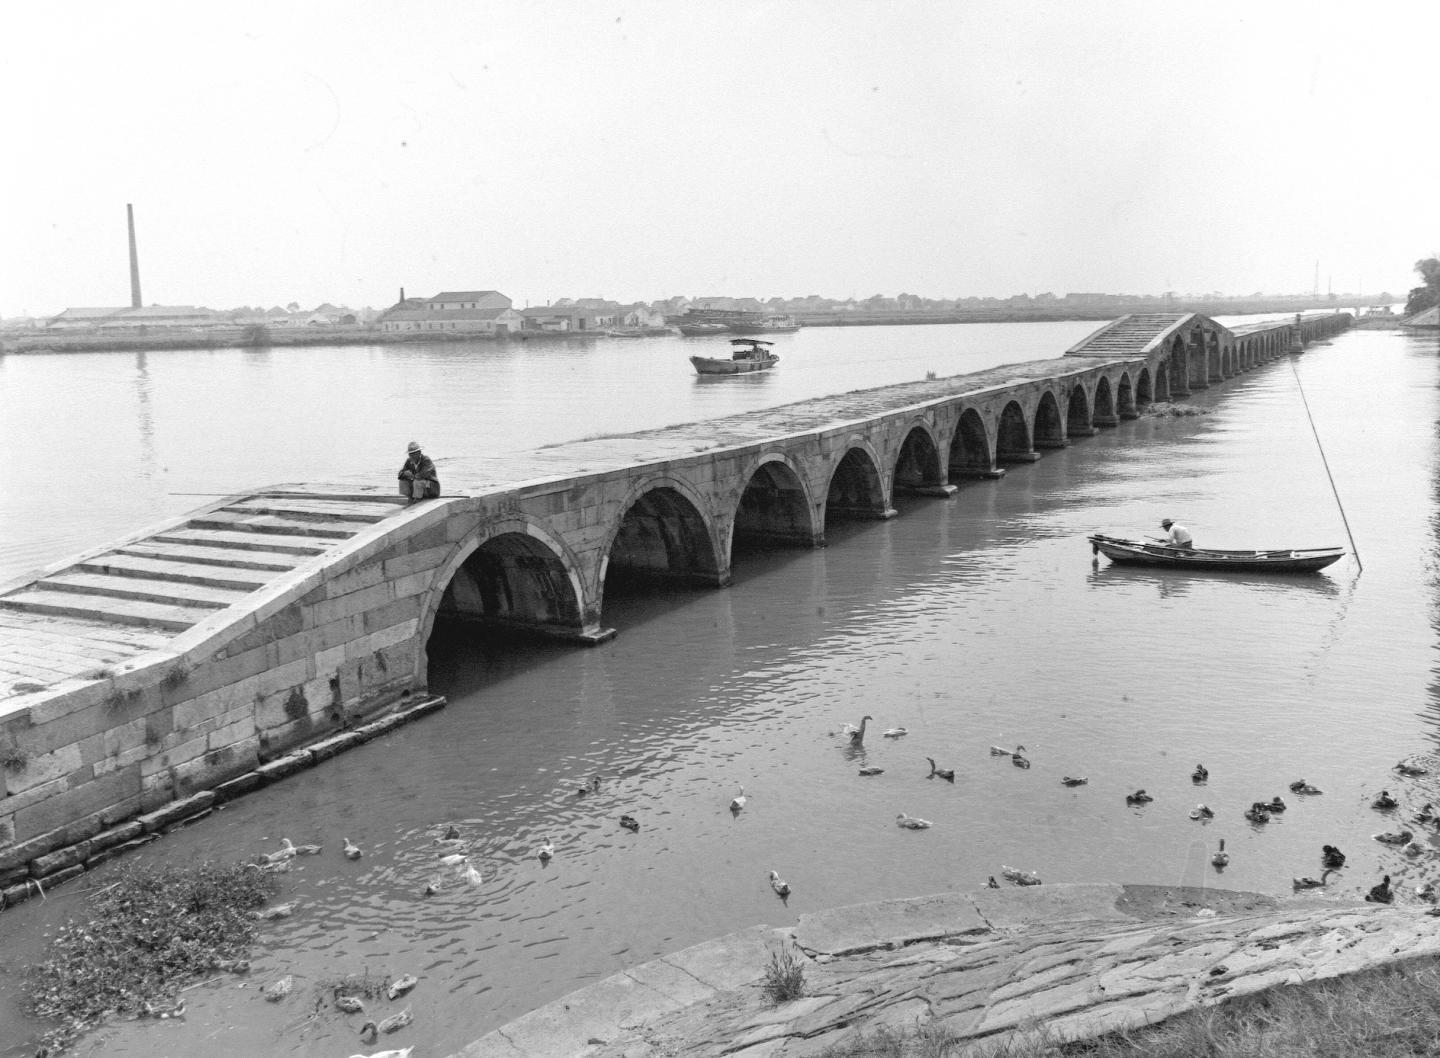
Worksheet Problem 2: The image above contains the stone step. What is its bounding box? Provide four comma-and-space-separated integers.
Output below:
190, 511, 365, 539
0, 589, 215, 632
40, 571, 247, 609
73, 554, 276, 592
149, 528, 332, 555
115, 541, 304, 572
227, 497, 397, 524
270, 490, 409, 506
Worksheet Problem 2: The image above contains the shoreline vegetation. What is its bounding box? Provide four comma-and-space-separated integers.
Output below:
0, 298, 1356, 356
24, 861, 280, 1055
812, 954, 1440, 1057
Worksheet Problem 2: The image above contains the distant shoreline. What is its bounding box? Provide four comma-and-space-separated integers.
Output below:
0, 300, 1356, 355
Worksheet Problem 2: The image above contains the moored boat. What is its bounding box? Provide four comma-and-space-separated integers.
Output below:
1088, 534, 1343, 573
690, 338, 779, 375
677, 321, 731, 336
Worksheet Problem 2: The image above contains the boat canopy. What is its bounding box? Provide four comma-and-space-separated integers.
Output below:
729, 338, 774, 345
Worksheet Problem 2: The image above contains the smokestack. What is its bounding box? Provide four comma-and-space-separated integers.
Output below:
399, 286, 405, 303
127, 204, 142, 308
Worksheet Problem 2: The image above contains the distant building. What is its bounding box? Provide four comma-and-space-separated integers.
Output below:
521, 299, 622, 332
376, 290, 524, 334
45, 305, 218, 330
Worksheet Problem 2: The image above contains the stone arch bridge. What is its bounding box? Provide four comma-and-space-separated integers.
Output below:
0, 312, 1349, 873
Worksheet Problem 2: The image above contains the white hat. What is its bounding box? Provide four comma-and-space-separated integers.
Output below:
407, 441, 422, 453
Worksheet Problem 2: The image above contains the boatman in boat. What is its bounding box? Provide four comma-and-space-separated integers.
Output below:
1157, 517, 1194, 551
398, 440, 440, 504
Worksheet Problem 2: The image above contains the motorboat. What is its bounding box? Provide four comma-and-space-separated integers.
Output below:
690, 338, 779, 375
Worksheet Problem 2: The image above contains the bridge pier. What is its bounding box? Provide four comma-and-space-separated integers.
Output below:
1092, 415, 1120, 428
1068, 425, 1100, 437
896, 481, 959, 498
1001, 450, 1043, 462
950, 466, 1006, 479
1032, 439, 1069, 450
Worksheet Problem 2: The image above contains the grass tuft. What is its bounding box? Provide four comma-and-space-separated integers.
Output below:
1, 745, 29, 770
762, 944, 807, 1004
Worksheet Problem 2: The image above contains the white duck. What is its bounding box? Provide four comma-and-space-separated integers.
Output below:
842, 715, 873, 744
349, 1049, 414, 1058
282, 838, 322, 856
343, 837, 362, 860
769, 870, 791, 897
730, 786, 747, 811
896, 813, 933, 830
882, 727, 908, 739
537, 838, 555, 862
1292, 868, 1336, 890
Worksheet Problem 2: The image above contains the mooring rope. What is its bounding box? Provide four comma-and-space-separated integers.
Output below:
1288, 352, 1362, 572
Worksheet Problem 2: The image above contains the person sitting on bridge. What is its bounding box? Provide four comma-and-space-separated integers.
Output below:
398, 440, 440, 504
1157, 517, 1194, 550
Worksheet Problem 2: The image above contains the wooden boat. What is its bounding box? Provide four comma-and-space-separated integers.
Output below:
677, 321, 731, 336
690, 338, 779, 375
1088, 534, 1344, 573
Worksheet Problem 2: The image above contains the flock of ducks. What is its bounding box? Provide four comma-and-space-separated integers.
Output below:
834, 718, 1440, 902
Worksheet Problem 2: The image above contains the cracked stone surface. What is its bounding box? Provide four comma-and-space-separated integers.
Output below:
447, 884, 1440, 1058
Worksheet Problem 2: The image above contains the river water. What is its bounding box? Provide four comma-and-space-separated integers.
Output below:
2, 320, 1438, 1057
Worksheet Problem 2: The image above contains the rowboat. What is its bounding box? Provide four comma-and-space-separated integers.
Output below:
1088, 534, 1344, 573
689, 338, 779, 375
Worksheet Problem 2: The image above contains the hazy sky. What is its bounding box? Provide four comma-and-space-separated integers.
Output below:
5, 1, 1436, 315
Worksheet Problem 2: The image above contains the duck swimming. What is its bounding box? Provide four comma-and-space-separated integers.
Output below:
576, 774, 602, 796
769, 870, 791, 897
1395, 761, 1430, 777
1192, 764, 1209, 783
1190, 804, 1215, 820
1011, 748, 1032, 769
1001, 865, 1041, 886
1289, 780, 1323, 795
1373, 790, 1399, 810
1266, 797, 1287, 813
343, 837, 362, 860
882, 727, 908, 739
1366, 875, 1394, 904
926, 757, 955, 783
1373, 828, 1414, 846
282, 838, 322, 856
1322, 845, 1347, 868
1418, 881, 1439, 903
986, 876, 1000, 889
441, 825, 462, 841
1125, 789, 1153, 806
1405, 840, 1427, 858
619, 815, 640, 832
359, 1007, 413, 1041
858, 766, 884, 776
537, 838, 554, 862
1292, 868, 1336, 890
730, 786, 747, 811
843, 716, 873, 744
1415, 804, 1438, 826
1061, 776, 1089, 787
896, 813, 933, 830
1211, 839, 1229, 867
1244, 803, 1271, 824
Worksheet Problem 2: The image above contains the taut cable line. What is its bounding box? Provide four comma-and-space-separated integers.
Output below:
1288, 352, 1362, 572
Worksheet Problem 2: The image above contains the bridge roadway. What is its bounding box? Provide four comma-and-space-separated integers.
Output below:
0, 311, 1350, 881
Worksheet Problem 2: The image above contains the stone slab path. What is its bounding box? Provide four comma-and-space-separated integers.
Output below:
451, 884, 1440, 1057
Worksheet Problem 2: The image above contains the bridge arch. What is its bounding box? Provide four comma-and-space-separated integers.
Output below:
947, 406, 993, 477
1033, 391, 1066, 448
893, 421, 945, 491
1166, 335, 1189, 397
602, 477, 724, 589
996, 400, 1033, 462
1065, 383, 1092, 434
1093, 375, 1117, 425
824, 442, 888, 525
732, 453, 819, 551
1115, 372, 1135, 419
419, 518, 591, 665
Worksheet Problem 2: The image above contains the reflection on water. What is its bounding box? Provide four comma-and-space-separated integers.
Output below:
5, 327, 1440, 1058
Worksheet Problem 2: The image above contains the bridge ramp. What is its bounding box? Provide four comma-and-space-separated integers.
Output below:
0, 491, 407, 697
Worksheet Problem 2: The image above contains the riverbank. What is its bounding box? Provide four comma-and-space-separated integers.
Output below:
453, 884, 1440, 1057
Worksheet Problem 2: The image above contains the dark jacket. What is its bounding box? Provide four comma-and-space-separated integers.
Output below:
399, 452, 440, 497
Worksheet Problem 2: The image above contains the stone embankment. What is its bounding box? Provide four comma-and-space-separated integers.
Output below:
452, 884, 1440, 1057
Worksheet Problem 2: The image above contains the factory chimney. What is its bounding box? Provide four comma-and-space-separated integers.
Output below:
127, 204, 142, 308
